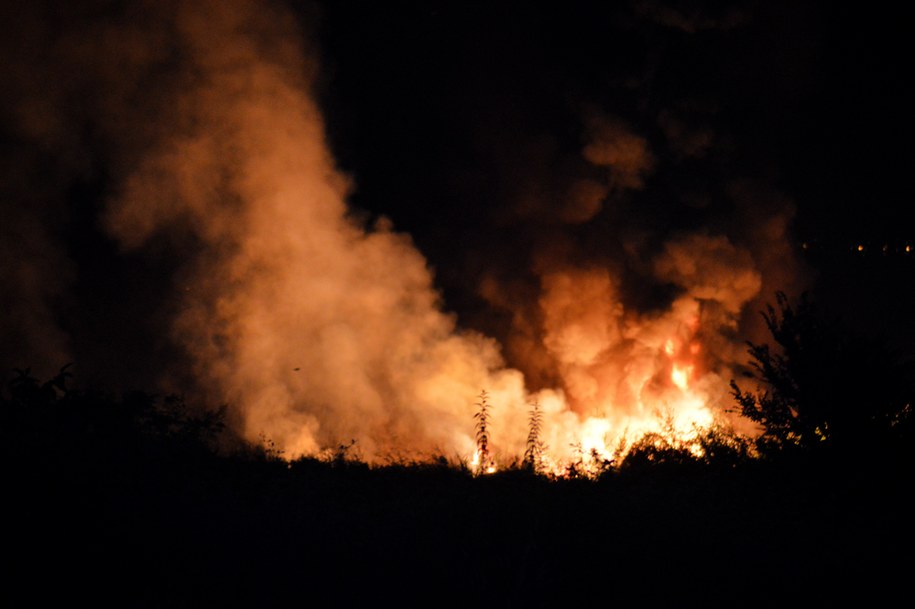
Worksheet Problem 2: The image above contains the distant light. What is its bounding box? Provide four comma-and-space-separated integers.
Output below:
907, 245, 912, 253
801, 242, 808, 250
857, 244, 865, 252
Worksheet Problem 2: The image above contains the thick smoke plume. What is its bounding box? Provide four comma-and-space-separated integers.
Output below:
0, 0, 531, 459
1, 1, 804, 465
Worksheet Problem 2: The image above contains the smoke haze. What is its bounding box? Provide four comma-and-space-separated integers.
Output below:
6, 0, 880, 464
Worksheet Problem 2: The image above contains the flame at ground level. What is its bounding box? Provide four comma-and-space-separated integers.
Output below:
257, 288, 747, 477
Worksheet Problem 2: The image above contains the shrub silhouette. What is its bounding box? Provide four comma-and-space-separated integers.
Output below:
2, 363, 909, 606
1, 364, 226, 464
617, 424, 751, 475
731, 292, 914, 455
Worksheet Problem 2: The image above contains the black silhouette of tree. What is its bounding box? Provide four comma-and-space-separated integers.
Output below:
731, 292, 913, 454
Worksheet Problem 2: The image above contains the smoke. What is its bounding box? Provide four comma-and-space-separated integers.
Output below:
634, 1, 749, 33
654, 233, 761, 313
97, 0, 540, 458
473, 98, 802, 444
0, 182, 74, 376
1, 1, 806, 464
0, 0, 537, 459
582, 113, 655, 192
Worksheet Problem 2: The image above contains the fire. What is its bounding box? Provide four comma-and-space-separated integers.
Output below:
471, 451, 497, 474
16, 0, 772, 474
580, 417, 614, 461
499, 306, 729, 477
671, 363, 692, 391
664, 332, 700, 393
664, 339, 676, 356
455, 274, 751, 477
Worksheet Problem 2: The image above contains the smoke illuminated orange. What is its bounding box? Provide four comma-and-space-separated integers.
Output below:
32, 0, 783, 474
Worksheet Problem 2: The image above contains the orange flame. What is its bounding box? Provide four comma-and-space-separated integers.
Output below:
671, 363, 692, 391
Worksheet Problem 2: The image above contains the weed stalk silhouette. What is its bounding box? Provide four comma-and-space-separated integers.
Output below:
473, 390, 493, 473
523, 400, 545, 472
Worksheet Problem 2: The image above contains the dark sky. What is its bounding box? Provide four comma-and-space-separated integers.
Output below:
310, 0, 913, 342
1, 0, 912, 392
314, 1, 910, 239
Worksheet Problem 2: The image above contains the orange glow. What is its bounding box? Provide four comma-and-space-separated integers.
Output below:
671, 363, 692, 391
83, 0, 772, 474
664, 338, 676, 355
470, 450, 497, 475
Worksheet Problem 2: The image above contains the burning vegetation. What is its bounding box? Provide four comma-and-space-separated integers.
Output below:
3, 3, 912, 606
0, 1, 910, 474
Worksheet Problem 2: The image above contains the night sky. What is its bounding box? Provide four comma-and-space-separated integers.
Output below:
1, 0, 912, 394
316, 0, 914, 359
316, 2, 910, 230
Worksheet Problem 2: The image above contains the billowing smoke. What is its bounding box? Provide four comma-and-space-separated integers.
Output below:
1, 1, 806, 465
0, 0, 533, 459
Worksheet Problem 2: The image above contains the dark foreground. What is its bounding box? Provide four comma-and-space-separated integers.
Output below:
3, 383, 911, 609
